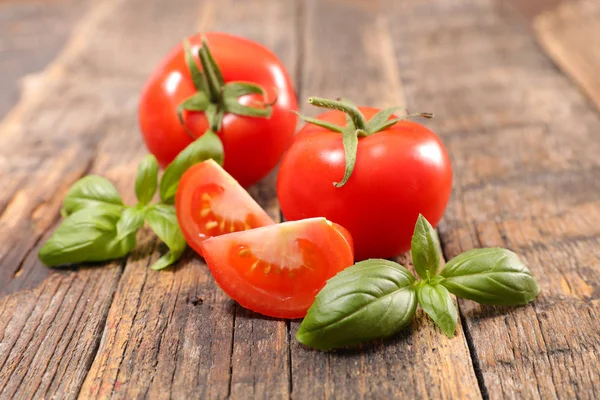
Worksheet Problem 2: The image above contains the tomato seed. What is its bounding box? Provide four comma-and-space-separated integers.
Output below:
239, 248, 250, 257
205, 221, 218, 230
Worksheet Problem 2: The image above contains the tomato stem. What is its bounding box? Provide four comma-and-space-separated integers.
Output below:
177, 36, 275, 139
308, 97, 368, 131
302, 96, 433, 189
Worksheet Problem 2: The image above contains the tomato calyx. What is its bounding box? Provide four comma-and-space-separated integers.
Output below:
177, 37, 275, 135
297, 96, 433, 187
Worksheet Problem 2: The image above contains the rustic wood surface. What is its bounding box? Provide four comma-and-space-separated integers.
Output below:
0, 0, 598, 399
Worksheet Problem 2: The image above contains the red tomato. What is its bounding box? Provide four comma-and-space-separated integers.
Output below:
176, 160, 275, 256
277, 107, 452, 261
201, 218, 354, 318
139, 32, 298, 187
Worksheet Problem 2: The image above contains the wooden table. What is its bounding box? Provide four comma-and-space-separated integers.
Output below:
1, 0, 599, 398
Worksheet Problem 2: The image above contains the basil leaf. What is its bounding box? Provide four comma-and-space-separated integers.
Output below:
61, 175, 124, 217
411, 214, 442, 280
135, 154, 159, 205
159, 130, 224, 204
297, 259, 417, 350
417, 283, 457, 338
38, 205, 136, 267
440, 248, 541, 305
145, 205, 186, 270
116, 206, 146, 241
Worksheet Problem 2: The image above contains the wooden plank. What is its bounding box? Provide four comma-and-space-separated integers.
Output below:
0, 0, 90, 121
535, 0, 600, 113
0, 0, 90, 220
0, 264, 122, 399
386, 0, 600, 397
80, 1, 300, 398
504, 0, 569, 22
289, 0, 481, 398
0, 0, 209, 397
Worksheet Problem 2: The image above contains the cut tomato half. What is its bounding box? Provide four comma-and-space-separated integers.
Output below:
200, 217, 354, 318
175, 159, 275, 256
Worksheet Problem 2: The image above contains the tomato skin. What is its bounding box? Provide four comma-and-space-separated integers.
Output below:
139, 32, 298, 187
176, 160, 275, 256
200, 218, 354, 318
277, 107, 452, 261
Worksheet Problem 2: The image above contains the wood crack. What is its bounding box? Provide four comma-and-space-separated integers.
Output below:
226, 303, 237, 399
107, 247, 152, 399
35, 270, 94, 398
2, 275, 74, 398
439, 231, 488, 400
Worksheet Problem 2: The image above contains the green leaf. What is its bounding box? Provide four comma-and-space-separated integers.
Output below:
61, 175, 124, 217
374, 112, 434, 132
198, 37, 225, 102
177, 92, 211, 127
145, 205, 186, 270
365, 106, 404, 133
222, 82, 272, 118
440, 248, 541, 305
417, 283, 457, 337
296, 259, 417, 350
38, 205, 136, 267
183, 39, 206, 92
295, 112, 344, 133
135, 155, 159, 205
411, 214, 442, 280
116, 206, 146, 241
333, 127, 360, 188
159, 130, 224, 204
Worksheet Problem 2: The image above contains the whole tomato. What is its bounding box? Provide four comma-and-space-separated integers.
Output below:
277, 97, 452, 261
139, 32, 298, 187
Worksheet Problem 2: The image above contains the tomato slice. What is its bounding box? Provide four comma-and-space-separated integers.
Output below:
176, 159, 275, 255
200, 218, 354, 318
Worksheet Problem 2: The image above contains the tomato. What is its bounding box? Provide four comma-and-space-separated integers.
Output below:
176, 159, 275, 256
277, 100, 452, 261
139, 32, 298, 187
200, 218, 354, 318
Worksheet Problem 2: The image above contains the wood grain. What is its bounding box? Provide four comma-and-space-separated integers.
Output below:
1, 0, 599, 398
504, 0, 570, 22
80, 1, 299, 399
386, 0, 600, 397
0, 0, 208, 397
289, 1, 481, 398
0, 0, 90, 120
535, 0, 600, 113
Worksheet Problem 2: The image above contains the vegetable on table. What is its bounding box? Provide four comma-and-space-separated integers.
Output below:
296, 215, 541, 350
175, 159, 276, 256
277, 97, 452, 261
139, 32, 298, 187
200, 218, 354, 318
39, 155, 188, 270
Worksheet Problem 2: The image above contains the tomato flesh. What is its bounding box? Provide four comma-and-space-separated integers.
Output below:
201, 218, 354, 318
176, 160, 275, 256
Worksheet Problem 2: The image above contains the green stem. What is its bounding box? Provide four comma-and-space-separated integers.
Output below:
308, 97, 368, 131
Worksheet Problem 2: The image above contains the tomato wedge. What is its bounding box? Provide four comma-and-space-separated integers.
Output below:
200, 218, 354, 318
175, 159, 275, 255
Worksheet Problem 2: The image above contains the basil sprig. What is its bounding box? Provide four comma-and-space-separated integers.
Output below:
39, 147, 220, 271
297, 260, 417, 350
297, 214, 541, 350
